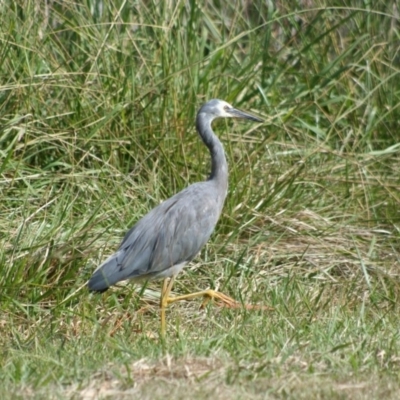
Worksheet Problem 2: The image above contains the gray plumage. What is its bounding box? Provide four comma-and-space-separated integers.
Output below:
88, 99, 262, 293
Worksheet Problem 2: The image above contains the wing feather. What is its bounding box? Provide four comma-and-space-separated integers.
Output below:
88, 181, 223, 292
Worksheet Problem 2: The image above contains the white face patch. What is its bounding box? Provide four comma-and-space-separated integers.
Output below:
214, 100, 234, 118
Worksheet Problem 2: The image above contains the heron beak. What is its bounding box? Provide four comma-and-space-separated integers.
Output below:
228, 108, 263, 122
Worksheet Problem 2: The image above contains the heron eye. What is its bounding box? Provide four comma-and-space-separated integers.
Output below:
223, 105, 229, 111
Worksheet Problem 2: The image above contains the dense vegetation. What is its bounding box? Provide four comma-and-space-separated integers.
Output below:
1, 1, 399, 398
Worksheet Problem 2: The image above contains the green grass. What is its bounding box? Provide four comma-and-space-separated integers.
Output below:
1, 0, 400, 398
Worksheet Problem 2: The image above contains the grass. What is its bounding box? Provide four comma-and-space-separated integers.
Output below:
1, 0, 400, 398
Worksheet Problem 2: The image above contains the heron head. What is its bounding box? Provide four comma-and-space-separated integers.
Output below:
199, 99, 263, 122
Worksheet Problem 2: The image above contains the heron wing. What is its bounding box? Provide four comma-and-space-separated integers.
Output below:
88, 182, 223, 291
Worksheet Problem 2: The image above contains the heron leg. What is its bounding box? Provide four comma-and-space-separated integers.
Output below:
165, 289, 238, 308
160, 277, 175, 336
165, 289, 271, 310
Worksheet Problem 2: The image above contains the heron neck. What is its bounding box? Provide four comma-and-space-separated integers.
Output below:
196, 113, 228, 190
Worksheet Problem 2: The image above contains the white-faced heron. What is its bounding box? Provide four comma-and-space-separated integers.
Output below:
88, 99, 263, 334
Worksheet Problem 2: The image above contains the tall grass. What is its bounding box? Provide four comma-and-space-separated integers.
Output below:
1, 0, 400, 397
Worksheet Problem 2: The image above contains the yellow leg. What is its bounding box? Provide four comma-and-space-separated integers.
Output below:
160, 277, 175, 336
160, 281, 272, 335
165, 289, 273, 311
166, 289, 237, 308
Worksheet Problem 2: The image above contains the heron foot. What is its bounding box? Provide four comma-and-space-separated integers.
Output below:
166, 289, 273, 311
159, 278, 273, 336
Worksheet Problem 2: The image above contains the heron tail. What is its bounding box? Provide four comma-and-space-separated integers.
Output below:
87, 252, 123, 292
